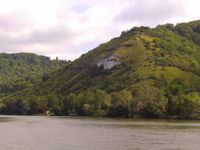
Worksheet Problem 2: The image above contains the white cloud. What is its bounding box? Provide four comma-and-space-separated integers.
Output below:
0, 0, 198, 60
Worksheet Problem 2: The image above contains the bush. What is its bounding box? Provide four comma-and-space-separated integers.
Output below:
173, 92, 200, 119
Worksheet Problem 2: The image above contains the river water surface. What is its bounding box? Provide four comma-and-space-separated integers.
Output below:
0, 116, 200, 150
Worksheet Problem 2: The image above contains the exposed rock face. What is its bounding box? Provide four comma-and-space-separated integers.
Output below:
97, 56, 121, 69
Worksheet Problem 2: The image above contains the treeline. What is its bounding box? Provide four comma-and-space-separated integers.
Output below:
1, 82, 200, 119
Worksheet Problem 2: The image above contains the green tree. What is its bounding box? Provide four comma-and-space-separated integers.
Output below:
132, 83, 167, 118
47, 95, 62, 115
29, 96, 48, 114
93, 89, 111, 113
173, 92, 200, 119
108, 89, 133, 117
82, 104, 93, 116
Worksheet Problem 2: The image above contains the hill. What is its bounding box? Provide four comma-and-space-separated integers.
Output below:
2, 20, 200, 119
0, 53, 68, 97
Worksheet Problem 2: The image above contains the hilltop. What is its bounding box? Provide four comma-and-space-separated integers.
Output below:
0, 53, 68, 97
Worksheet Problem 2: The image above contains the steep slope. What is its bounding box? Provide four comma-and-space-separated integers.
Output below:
0, 53, 68, 97
2, 20, 200, 118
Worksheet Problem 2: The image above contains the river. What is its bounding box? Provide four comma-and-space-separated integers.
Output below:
0, 116, 199, 150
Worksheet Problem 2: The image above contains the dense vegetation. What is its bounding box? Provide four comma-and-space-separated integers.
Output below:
0, 53, 68, 97
1, 20, 200, 119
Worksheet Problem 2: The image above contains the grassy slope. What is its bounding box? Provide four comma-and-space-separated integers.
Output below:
8, 20, 200, 100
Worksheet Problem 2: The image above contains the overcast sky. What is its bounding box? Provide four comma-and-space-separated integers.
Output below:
0, 0, 199, 60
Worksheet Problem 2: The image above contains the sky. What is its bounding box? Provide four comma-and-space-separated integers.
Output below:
0, 0, 199, 60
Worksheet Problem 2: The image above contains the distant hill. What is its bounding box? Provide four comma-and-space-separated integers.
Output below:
0, 53, 68, 97
2, 20, 200, 119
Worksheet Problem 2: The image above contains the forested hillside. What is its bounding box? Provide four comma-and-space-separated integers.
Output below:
0, 53, 68, 97
2, 20, 200, 119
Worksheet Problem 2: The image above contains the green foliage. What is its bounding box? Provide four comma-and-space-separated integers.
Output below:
47, 95, 62, 115
2, 20, 200, 119
131, 82, 167, 118
111, 89, 133, 106
0, 53, 68, 97
173, 20, 200, 45
82, 104, 93, 116
108, 89, 133, 117
172, 92, 200, 119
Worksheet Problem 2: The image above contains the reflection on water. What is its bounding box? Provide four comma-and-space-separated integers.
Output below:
0, 116, 15, 122
0, 116, 200, 150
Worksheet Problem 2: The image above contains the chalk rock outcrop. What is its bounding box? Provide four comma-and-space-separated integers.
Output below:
97, 56, 121, 69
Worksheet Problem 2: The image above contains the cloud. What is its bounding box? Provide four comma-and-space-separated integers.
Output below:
21, 28, 76, 44
115, 0, 187, 26
0, 14, 31, 32
0, 0, 198, 60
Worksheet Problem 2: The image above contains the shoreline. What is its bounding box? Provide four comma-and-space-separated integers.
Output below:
1, 114, 200, 123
